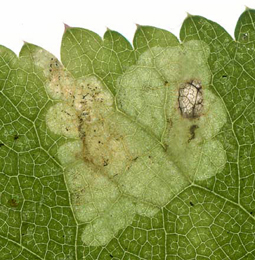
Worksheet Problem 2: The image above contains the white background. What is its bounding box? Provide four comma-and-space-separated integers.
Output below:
0, 0, 254, 59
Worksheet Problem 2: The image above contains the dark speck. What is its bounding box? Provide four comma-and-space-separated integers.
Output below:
188, 125, 198, 143
242, 33, 248, 40
103, 160, 109, 166
9, 198, 19, 207
0, 143, 4, 147
14, 134, 19, 140
189, 201, 194, 207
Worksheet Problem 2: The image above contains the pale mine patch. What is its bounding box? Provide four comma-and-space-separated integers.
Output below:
41, 40, 227, 247
80, 119, 128, 172
117, 41, 227, 184
73, 77, 113, 118
45, 58, 76, 102
32, 49, 75, 101
40, 51, 127, 171
72, 77, 127, 171
64, 161, 121, 223
46, 103, 79, 139
57, 141, 83, 165
38, 51, 172, 246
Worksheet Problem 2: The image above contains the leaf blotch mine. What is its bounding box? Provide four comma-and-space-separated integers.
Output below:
36, 39, 228, 247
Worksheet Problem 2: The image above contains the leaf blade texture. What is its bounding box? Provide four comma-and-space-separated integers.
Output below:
0, 9, 255, 260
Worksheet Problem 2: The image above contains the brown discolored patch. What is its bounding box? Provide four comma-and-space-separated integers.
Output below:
8, 198, 19, 207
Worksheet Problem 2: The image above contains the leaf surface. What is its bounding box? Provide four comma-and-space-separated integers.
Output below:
0, 10, 255, 260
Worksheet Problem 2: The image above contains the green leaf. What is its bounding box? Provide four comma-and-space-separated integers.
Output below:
0, 9, 255, 260
61, 27, 136, 94
133, 25, 179, 58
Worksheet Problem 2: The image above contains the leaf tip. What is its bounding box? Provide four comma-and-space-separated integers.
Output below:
245, 5, 252, 11
22, 40, 31, 46
135, 23, 141, 29
186, 12, 193, 18
63, 23, 71, 32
